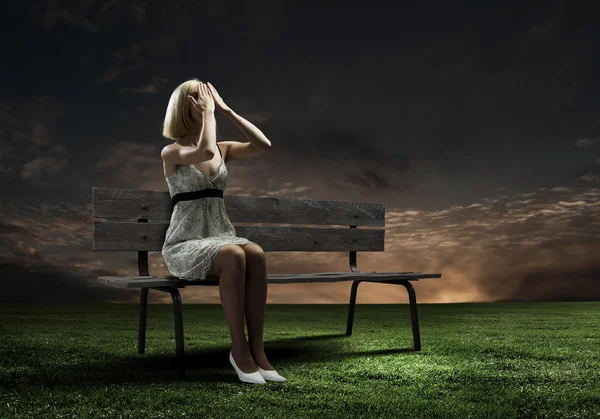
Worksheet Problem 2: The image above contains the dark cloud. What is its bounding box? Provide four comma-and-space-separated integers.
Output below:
576, 138, 599, 148
571, 162, 600, 184
344, 168, 395, 190
499, 262, 600, 302
0, 260, 141, 304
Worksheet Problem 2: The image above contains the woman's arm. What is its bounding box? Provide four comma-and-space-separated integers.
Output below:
223, 109, 271, 150
198, 109, 218, 154
206, 82, 271, 150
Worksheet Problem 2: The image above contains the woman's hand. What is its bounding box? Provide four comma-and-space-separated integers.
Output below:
206, 82, 232, 114
188, 82, 215, 122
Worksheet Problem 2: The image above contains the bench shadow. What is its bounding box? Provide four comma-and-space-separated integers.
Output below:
7, 333, 420, 389
181, 333, 418, 369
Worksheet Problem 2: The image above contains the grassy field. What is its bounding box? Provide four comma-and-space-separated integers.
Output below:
0, 302, 598, 418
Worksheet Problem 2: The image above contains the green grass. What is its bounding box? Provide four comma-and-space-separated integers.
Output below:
0, 302, 599, 418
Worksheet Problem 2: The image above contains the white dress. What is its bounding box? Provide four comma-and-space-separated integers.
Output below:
161, 143, 254, 280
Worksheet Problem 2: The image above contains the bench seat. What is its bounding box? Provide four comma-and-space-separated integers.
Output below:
98, 271, 442, 288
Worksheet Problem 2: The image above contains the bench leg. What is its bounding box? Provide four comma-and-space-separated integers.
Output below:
397, 280, 421, 351
346, 280, 362, 335
149, 287, 187, 379
346, 278, 422, 351
138, 288, 149, 354
168, 288, 186, 379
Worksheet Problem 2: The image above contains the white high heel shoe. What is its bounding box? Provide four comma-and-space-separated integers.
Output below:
256, 365, 287, 382
229, 351, 266, 384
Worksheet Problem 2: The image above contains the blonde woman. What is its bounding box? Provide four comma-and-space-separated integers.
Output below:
161, 79, 285, 384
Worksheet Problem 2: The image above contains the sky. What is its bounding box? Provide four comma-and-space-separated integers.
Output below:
1, 0, 599, 304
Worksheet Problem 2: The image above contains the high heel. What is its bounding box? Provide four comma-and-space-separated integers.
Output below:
229, 351, 266, 384
256, 365, 287, 382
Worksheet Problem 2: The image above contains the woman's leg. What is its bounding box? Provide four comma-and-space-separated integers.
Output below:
238, 243, 274, 370
206, 244, 256, 373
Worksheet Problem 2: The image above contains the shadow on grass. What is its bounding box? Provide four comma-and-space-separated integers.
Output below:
176, 333, 417, 369
3, 333, 419, 388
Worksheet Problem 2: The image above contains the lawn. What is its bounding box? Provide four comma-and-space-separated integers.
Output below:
0, 302, 598, 418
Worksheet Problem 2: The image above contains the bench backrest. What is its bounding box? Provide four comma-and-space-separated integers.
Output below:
92, 187, 385, 253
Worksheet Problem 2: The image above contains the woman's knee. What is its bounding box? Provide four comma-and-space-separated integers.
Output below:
206, 244, 246, 278
219, 244, 246, 271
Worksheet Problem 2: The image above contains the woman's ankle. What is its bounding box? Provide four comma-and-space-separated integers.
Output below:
231, 341, 251, 354
249, 344, 265, 355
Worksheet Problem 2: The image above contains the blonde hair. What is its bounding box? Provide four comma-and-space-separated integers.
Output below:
162, 78, 218, 141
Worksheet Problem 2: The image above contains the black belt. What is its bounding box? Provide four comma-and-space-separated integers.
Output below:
171, 188, 223, 207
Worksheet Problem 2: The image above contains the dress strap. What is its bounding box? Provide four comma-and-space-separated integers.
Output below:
216, 143, 223, 157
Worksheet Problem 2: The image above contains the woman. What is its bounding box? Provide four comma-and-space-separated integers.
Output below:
161, 79, 285, 384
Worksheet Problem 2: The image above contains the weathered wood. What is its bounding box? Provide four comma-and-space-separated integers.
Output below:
92, 187, 385, 226
93, 222, 385, 252
98, 272, 442, 288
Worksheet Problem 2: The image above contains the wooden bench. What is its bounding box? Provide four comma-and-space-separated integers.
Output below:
92, 187, 442, 378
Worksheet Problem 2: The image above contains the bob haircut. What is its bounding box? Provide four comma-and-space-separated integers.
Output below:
162, 78, 218, 141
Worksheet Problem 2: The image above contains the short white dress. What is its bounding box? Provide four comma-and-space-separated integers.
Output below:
161, 143, 254, 280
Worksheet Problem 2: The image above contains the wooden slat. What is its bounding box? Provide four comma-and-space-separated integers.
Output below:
92, 187, 385, 226
97, 272, 442, 288
93, 222, 384, 252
